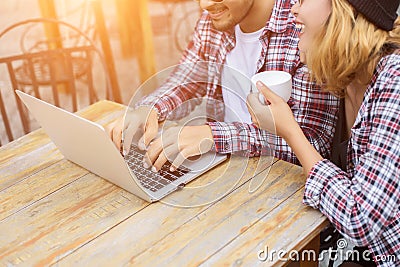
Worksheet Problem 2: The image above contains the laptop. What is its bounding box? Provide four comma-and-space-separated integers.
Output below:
16, 90, 227, 202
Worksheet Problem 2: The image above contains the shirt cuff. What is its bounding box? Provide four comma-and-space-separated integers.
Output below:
303, 159, 339, 209
206, 121, 238, 153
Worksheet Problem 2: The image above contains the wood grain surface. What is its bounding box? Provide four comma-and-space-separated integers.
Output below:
0, 100, 327, 266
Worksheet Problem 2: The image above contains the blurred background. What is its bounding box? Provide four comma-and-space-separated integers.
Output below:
2, 2, 398, 146
0, 0, 199, 145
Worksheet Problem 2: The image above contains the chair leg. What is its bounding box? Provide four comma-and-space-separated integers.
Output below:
0, 90, 14, 142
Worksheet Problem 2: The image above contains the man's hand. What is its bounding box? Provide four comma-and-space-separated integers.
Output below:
106, 106, 159, 155
143, 125, 214, 172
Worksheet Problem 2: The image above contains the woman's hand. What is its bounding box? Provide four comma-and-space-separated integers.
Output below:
143, 125, 214, 172
247, 81, 297, 140
248, 81, 323, 174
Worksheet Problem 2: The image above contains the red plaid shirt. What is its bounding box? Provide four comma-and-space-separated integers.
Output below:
139, 0, 339, 164
305, 53, 400, 266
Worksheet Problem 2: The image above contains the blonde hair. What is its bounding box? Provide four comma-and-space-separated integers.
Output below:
306, 0, 400, 97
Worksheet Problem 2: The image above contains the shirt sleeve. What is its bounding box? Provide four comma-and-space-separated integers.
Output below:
303, 68, 400, 247
208, 65, 339, 164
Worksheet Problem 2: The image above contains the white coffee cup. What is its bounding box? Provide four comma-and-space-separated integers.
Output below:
251, 71, 292, 103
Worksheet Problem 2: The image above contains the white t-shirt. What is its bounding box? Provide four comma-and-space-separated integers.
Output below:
221, 25, 263, 123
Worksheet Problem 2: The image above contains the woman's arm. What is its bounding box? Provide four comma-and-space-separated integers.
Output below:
247, 81, 322, 172
249, 71, 400, 246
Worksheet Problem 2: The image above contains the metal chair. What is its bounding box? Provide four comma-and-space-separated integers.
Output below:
0, 88, 17, 146
0, 18, 117, 145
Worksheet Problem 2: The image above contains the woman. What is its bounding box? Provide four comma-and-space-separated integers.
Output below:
247, 0, 400, 266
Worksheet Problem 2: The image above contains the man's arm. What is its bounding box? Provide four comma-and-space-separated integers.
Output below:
209, 65, 339, 164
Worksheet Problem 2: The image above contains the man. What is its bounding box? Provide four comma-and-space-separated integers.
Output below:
109, 0, 338, 172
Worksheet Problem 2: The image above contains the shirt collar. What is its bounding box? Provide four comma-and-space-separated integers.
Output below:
220, 0, 295, 51
266, 0, 295, 33
222, 0, 294, 39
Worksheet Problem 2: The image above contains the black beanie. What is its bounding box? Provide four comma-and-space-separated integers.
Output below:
347, 0, 400, 31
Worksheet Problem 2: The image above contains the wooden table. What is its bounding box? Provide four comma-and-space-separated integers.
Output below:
0, 101, 328, 266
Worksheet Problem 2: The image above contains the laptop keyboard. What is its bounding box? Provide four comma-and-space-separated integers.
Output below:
124, 144, 191, 192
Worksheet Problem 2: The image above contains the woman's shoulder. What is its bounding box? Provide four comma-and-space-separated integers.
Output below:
376, 52, 400, 76
365, 52, 400, 113
373, 52, 400, 90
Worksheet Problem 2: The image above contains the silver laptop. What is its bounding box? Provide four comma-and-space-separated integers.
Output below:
16, 90, 227, 202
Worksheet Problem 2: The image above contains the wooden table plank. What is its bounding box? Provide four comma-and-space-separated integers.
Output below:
204, 189, 328, 266
128, 161, 306, 267
0, 132, 61, 191
0, 159, 87, 220
0, 102, 277, 266
0, 172, 147, 266
0, 101, 125, 224
56, 160, 301, 266
0, 153, 274, 265
0, 100, 328, 267
0, 101, 123, 191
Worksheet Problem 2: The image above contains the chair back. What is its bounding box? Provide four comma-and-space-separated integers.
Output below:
0, 18, 116, 145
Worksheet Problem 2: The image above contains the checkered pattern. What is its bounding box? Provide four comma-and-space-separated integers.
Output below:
139, 0, 339, 164
304, 54, 400, 266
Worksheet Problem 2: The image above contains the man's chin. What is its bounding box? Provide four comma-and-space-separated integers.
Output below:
212, 20, 235, 32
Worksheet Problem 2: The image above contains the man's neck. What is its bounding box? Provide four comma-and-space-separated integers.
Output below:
239, 0, 275, 33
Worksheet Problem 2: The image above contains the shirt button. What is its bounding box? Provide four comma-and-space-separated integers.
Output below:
224, 142, 230, 149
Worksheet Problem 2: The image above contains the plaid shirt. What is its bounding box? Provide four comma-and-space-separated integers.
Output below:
139, 0, 339, 164
305, 54, 400, 266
